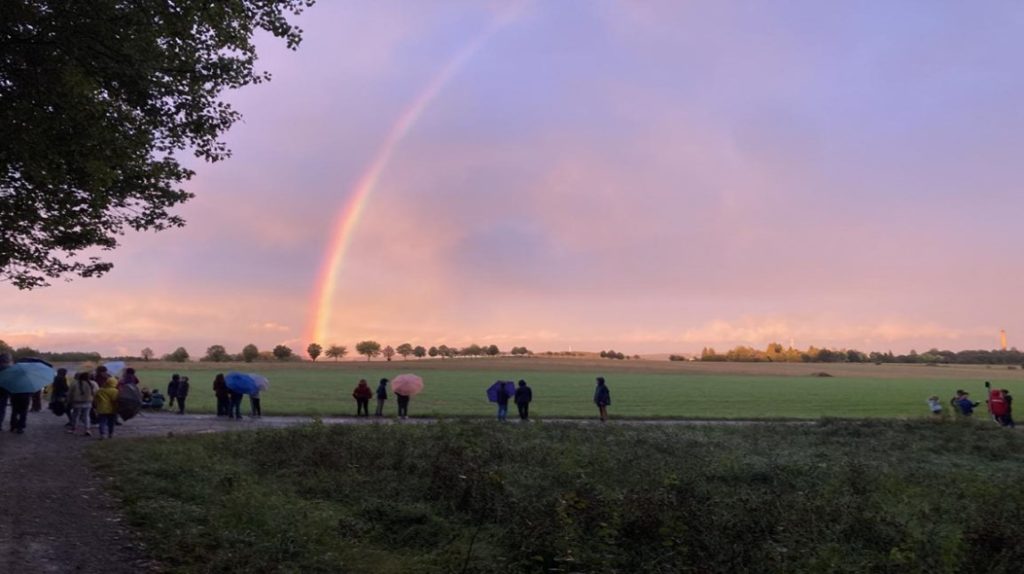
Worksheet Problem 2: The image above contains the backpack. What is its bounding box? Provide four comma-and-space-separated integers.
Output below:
989, 389, 1008, 416
49, 399, 66, 416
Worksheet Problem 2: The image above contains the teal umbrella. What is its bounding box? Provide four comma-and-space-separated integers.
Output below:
0, 362, 56, 393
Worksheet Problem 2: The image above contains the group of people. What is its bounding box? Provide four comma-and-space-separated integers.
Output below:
351, 378, 411, 419
927, 382, 1015, 428
43, 363, 145, 439
348, 375, 613, 422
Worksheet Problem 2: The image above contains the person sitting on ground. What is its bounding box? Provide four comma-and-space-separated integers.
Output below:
148, 390, 165, 410
926, 395, 943, 417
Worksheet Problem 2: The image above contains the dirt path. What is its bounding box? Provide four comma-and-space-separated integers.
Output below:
0, 408, 804, 573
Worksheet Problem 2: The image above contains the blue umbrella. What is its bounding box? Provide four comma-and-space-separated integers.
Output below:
486, 380, 516, 403
0, 362, 56, 394
225, 372, 265, 395
103, 361, 126, 377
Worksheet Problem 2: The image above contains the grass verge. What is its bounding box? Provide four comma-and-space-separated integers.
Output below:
91, 420, 1024, 573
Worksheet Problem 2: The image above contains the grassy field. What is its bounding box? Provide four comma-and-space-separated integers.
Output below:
82, 357, 1024, 419
90, 420, 1024, 573
90, 356, 1024, 419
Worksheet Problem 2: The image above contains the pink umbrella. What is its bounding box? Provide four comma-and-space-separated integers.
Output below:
391, 374, 424, 396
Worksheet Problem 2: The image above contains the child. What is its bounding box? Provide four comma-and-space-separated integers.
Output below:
956, 392, 979, 417
67, 372, 97, 436
926, 395, 942, 417
94, 377, 119, 439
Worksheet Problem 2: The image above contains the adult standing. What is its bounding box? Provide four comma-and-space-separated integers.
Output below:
50, 368, 74, 428
67, 372, 97, 436
352, 379, 372, 416
249, 389, 262, 418
1002, 389, 1015, 428
375, 378, 389, 417
496, 381, 511, 422
176, 376, 190, 414
0, 353, 9, 429
514, 379, 533, 421
594, 376, 611, 422
213, 373, 230, 417
229, 388, 243, 420
396, 392, 410, 419
167, 374, 181, 410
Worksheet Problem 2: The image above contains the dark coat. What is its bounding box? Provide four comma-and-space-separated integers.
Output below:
213, 378, 229, 398
167, 379, 180, 398
353, 382, 373, 400
376, 383, 388, 400
594, 384, 611, 407
514, 385, 532, 405
177, 379, 190, 398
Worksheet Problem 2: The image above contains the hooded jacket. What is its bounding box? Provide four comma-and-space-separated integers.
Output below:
353, 382, 373, 400
68, 378, 98, 406
94, 379, 120, 415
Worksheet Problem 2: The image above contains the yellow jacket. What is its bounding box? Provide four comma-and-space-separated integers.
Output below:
94, 379, 119, 415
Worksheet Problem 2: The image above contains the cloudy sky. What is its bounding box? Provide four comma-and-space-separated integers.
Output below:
4, 0, 1024, 357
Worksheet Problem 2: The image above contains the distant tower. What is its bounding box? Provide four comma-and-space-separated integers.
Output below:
1001, 329, 1008, 351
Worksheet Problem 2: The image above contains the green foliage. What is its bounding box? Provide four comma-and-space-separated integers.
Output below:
356, 340, 381, 361
202, 344, 229, 362
242, 344, 260, 363
396, 343, 414, 359
324, 345, 347, 361
382, 345, 395, 361
509, 346, 531, 356
307, 343, 322, 361
0, 0, 314, 288
163, 347, 190, 362
140, 347, 154, 361
272, 345, 293, 361
91, 421, 1024, 573
413, 345, 427, 358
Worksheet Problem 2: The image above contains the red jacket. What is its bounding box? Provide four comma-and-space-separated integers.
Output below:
989, 389, 1008, 416
352, 383, 373, 400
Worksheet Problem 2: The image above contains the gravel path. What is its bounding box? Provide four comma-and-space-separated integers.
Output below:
0, 408, 804, 573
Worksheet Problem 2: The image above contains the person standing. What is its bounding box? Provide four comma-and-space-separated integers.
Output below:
352, 379, 372, 416
229, 388, 244, 420
375, 378, 389, 417
167, 374, 181, 410
67, 372, 97, 436
176, 376, 190, 414
594, 376, 611, 422
396, 393, 410, 419
514, 380, 533, 421
0, 353, 9, 430
249, 389, 262, 418
94, 377, 119, 439
1002, 389, 1015, 428
212, 374, 230, 416
496, 381, 511, 422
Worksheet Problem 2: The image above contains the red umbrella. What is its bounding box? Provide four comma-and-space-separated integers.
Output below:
391, 374, 424, 396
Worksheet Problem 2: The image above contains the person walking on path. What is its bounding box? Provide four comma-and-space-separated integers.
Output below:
375, 378, 389, 417
212, 374, 230, 417
176, 376, 190, 415
396, 393, 411, 419
167, 374, 181, 411
594, 376, 611, 422
514, 379, 533, 421
94, 377, 119, 439
9, 390, 32, 433
352, 379, 372, 416
50, 368, 74, 427
496, 382, 511, 422
68, 372, 97, 436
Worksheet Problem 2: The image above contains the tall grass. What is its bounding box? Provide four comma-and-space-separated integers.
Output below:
91, 420, 1024, 573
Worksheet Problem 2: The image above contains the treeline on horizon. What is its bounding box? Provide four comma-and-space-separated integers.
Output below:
689, 343, 1024, 365
4, 338, 1023, 366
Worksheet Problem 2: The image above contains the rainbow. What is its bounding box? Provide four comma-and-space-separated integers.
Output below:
306, 5, 523, 345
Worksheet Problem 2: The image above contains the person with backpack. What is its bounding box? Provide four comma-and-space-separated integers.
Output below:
167, 374, 181, 410
352, 379, 372, 416
50, 368, 74, 427
94, 377, 119, 439
986, 381, 1009, 426
514, 379, 533, 421
594, 376, 611, 422
176, 376, 190, 414
68, 372, 98, 436
374, 378, 389, 417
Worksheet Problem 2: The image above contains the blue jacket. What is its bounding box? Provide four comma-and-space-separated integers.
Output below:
376, 383, 388, 400
594, 384, 611, 406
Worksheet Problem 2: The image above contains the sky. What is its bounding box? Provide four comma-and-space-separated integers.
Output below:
4, 0, 1024, 357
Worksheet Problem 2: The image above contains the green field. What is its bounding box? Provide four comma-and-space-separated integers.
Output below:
90, 420, 1024, 573
102, 358, 1022, 419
